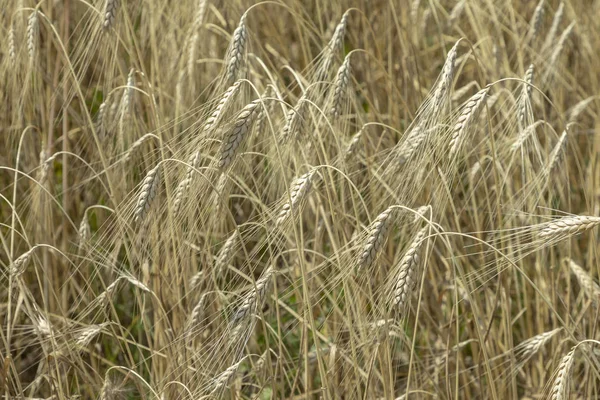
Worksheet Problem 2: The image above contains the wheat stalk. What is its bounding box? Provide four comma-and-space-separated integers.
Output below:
280, 94, 309, 144
545, 21, 575, 81
10, 247, 37, 276
78, 214, 91, 246
94, 278, 123, 308
218, 98, 262, 169
550, 345, 577, 400
8, 26, 16, 67
357, 206, 398, 271
123, 133, 158, 163
568, 97, 595, 123
512, 120, 543, 152
134, 164, 161, 225
231, 266, 274, 324
123, 275, 151, 293
543, 129, 568, 178
255, 85, 276, 135
215, 230, 240, 276
172, 150, 201, 217
186, 0, 208, 78
567, 259, 600, 303
26, 10, 38, 63
276, 170, 317, 227
204, 80, 242, 135
345, 125, 366, 159
395, 122, 427, 164
211, 173, 228, 213
447, 0, 466, 28
185, 293, 208, 340
189, 271, 204, 289
538, 215, 600, 239
516, 327, 562, 364
449, 87, 488, 157
103, 0, 120, 31
391, 227, 428, 311
330, 54, 352, 118
518, 64, 535, 127
75, 323, 110, 349
317, 10, 350, 81
431, 41, 459, 111
225, 14, 248, 85
209, 357, 245, 395
543, 2, 565, 50
529, 0, 545, 43
120, 68, 135, 123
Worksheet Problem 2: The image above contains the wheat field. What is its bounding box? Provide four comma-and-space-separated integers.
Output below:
1, 0, 600, 398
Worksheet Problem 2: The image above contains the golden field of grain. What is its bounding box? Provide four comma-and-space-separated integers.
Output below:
1, 0, 600, 398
